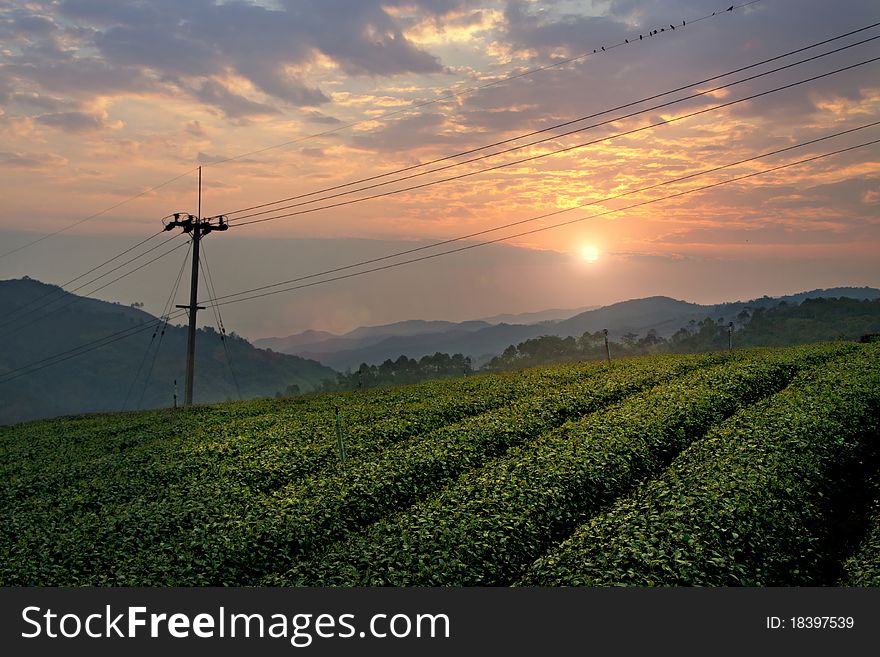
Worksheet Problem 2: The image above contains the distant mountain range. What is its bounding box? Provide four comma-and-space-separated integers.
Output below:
4, 277, 878, 424
0, 278, 335, 424
257, 287, 880, 370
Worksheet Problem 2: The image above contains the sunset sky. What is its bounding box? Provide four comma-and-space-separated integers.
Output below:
1, 0, 878, 338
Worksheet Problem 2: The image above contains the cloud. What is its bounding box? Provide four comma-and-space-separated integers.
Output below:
501, 0, 625, 58
48, 0, 445, 109
302, 110, 343, 125
0, 150, 67, 169
349, 111, 473, 152
185, 120, 207, 138
192, 79, 281, 119
9, 92, 72, 111
3, 57, 162, 97
34, 110, 120, 133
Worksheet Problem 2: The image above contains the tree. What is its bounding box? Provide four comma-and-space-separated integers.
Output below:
621, 332, 639, 347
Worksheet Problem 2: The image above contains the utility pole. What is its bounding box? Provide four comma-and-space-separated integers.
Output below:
728, 322, 734, 351
603, 328, 611, 365
163, 167, 228, 407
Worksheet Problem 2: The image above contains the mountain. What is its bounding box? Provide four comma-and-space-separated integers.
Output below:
258, 288, 880, 370
0, 278, 336, 424
477, 306, 598, 325
255, 329, 336, 353
308, 322, 545, 371
255, 319, 491, 360
551, 296, 706, 339
271, 297, 709, 370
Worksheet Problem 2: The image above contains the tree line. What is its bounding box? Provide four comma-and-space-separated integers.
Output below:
278, 297, 880, 394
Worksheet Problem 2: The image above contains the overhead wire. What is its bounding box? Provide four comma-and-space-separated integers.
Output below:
202, 1, 764, 169
226, 48, 880, 227
0, 235, 189, 338
206, 138, 880, 310
217, 19, 879, 219
2, 132, 875, 385
0, 232, 184, 335
135, 242, 193, 410
0, 308, 186, 385
0, 172, 195, 260
9, 3, 880, 383
202, 120, 880, 306
0, 230, 166, 327
0, 1, 759, 260
122, 241, 191, 411
198, 241, 242, 400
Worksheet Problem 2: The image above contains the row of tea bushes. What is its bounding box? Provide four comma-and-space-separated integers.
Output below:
521, 345, 879, 586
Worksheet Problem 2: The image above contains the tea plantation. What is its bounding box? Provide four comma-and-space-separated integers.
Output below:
2, 343, 878, 586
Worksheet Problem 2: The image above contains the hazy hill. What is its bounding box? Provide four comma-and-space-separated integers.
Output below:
255, 329, 336, 352
276, 297, 710, 370
258, 288, 880, 370
255, 319, 491, 359
551, 296, 706, 338
477, 306, 597, 325
734, 296, 880, 347
0, 278, 335, 424
312, 322, 550, 371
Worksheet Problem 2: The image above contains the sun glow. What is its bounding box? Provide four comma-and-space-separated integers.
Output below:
580, 245, 600, 263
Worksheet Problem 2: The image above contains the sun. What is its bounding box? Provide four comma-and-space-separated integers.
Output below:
580, 245, 600, 263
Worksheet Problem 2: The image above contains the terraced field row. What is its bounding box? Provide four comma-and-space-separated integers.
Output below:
841, 500, 880, 586
1, 361, 611, 585
98, 353, 717, 585
521, 344, 880, 586
271, 343, 853, 586
1, 343, 877, 587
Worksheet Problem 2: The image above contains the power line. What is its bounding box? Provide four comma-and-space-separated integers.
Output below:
218, 19, 879, 219
0, 232, 182, 335
136, 242, 193, 410
227, 51, 880, 227
199, 241, 242, 401
0, 311, 181, 385
0, 234, 187, 337
2, 134, 874, 385
0, 230, 166, 326
203, 1, 763, 169
206, 138, 879, 310
122, 242, 191, 411
0, 241, 189, 382
202, 121, 880, 306
0, 172, 195, 260
12, 17, 859, 337
0, 3, 757, 262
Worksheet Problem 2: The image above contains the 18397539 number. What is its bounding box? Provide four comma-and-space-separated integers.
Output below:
766, 616, 855, 630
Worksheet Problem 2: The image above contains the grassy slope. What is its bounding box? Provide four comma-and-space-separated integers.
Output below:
1, 344, 878, 586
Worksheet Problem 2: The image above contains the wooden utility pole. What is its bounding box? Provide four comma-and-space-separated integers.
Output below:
603, 328, 611, 365
163, 167, 228, 407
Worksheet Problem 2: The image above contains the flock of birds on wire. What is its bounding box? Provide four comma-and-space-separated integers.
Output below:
599, 6, 734, 51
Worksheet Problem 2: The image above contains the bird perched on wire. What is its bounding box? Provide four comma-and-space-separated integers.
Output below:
670, 24, 675, 30
727, 5, 734, 10
601, 46, 605, 51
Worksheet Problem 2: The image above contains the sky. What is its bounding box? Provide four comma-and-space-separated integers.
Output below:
0, 0, 878, 339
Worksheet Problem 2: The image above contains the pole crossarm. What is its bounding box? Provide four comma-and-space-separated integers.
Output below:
163, 213, 229, 234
